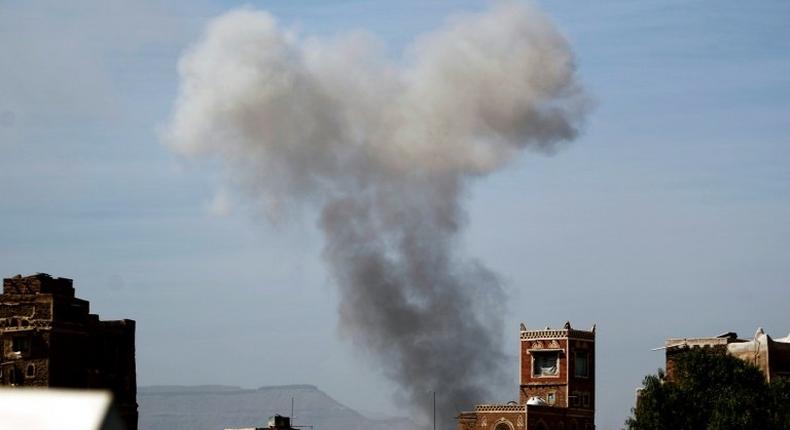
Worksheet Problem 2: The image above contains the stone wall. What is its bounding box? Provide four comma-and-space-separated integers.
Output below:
0, 273, 137, 430
3, 273, 74, 296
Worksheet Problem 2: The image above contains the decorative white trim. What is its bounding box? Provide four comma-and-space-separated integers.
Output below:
521, 329, 595, 341
475, 405, 524, 413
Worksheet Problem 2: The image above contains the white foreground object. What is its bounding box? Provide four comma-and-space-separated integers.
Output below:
0, 388, 121, 430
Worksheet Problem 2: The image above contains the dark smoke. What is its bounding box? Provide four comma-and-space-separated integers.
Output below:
164, 3, 587, 428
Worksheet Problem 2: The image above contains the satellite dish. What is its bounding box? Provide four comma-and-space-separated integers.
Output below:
526, 396, 547, 406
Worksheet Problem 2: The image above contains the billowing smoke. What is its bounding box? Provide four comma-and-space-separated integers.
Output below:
164, 2, 586, 427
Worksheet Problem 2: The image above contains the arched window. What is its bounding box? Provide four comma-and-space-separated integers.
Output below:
26, 364, 35, 377
534, 420, 549, 430
494, 423, 510, 430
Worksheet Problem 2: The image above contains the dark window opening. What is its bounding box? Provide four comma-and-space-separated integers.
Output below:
532, 351, 559, 377
12, 337, 30, 354
574, 351, 589, 377
26, 364, 35, 378
8, 367, 22, 385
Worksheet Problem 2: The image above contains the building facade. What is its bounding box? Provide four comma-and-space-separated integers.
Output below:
664, 327, 790, 382
0, 273, 137, 429
458, 322, 595, 430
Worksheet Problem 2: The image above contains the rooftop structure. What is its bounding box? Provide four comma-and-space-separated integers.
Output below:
663, 327, 790, 382
225, 414, 296, 430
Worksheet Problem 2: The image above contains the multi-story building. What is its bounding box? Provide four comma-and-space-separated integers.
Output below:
0, 273, 137, 429
664, 327, 790, 382
457, 322, 595, 430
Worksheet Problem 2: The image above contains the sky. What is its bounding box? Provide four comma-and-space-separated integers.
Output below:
1, 1, 789, 429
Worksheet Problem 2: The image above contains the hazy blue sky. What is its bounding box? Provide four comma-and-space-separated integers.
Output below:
1, 1, 789, 429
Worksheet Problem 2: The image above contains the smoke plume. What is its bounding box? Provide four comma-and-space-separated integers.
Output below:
164, 3, 587, 427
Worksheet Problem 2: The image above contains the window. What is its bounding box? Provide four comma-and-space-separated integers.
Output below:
532, 351, 559, 377
12, 337, 30, 354
547, 392, 556, 405
494, 423, 510, 430
26, 364, 35, 378
574, 351, 589, 377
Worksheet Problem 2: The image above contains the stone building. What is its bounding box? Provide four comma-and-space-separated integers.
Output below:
0, 273, 137, 429
664, 328, 790, 382
457, 322, 595, 430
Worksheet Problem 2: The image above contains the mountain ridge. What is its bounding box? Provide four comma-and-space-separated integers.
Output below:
138, 383, 414, 430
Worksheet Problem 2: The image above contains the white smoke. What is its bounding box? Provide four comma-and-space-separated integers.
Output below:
164, 3, 587, 428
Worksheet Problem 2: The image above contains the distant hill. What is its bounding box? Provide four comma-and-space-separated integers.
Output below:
138, 384, 415, 430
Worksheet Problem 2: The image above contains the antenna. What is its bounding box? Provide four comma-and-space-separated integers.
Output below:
291, 396, 294, 420
433, 391, 436, 430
